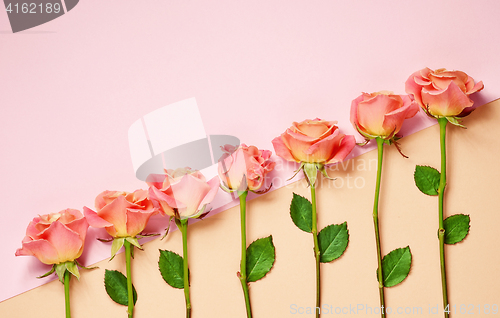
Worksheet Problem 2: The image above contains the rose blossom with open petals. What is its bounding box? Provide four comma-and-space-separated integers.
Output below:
350, 91, 419, 140
84, 190, 157, 238
405, 67, 484, 118
272, 118, 355, 164
218, 144, 276, 193
147, 168, 219, 220
16, 209, 89, 265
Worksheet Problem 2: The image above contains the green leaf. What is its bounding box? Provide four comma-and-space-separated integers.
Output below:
443, 214, 470, 244
414, 165, 441, 196
379, 246, 412, 287
290, 193, 312, 233
246, 235, 276, 282
158, 250, 185, 289
318, 222, 349, 263
104, 270, 138, 306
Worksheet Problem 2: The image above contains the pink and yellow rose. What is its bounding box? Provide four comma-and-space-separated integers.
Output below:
84, 190, 157, 238
350, 91, 419, 140
405, 67, 484, 118
218, 144, 275, 193
16, 209, 89, 265
147, 168, 219, 220
272, 118, 355, 164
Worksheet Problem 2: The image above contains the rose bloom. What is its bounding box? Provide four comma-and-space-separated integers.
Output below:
350, 91, 419, 139
84, 190, 157, 238
16, 209, 89, 265
405, 67, 484, 118
272, 118, 355, 164
218, 144, 275, 192
147, 168, 219, 220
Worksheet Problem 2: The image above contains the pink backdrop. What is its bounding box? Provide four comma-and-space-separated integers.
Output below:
1, 0, 498, 302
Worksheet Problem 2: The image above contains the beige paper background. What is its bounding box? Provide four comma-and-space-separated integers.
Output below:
2, 100, 499, 317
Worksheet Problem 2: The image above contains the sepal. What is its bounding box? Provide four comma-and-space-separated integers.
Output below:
65, 261, 80, 280
75, 259, 98, 270
110, 237, 125, 261
446, 116, 467, 128
287, 162, 305, 181
37, 260, 97, 282
161, 216, 174, 240
136, 233, 160, 239
55, 261, 81, 283
219, 182, 235, 194
37, 266, 55, 279
354, 123, 377, 142
303, 162, 320, 187
318, 165, 335, 181
252, 183, 273, 195
125, 237, 143, 250
422, 103, 434, 118
97, 237, 113, 243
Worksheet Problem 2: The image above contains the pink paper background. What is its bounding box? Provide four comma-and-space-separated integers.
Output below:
1, 0, 498, 302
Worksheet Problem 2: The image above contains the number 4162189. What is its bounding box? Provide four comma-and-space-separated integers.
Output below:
444, 304, 498, 315
6, 3, 62, 14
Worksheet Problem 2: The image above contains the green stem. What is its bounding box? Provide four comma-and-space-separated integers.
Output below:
311, 184, 321, 318
238, 191, 252, 318
64, 269, 71, 318
438, 118, 449, 318
179, 219, 192, 318
373, 138, 386, 318
124, 240, 134, 318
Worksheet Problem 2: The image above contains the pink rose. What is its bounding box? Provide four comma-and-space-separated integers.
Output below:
84, 190, 157, 238
405, 67, 484, 118
147, 168, 219, 220
16, 209, 89, 265
218, 144, 276, 192
350, 91, 419, 139
272, 118, 355, 164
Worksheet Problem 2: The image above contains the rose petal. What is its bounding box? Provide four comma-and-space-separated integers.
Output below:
83, 206, 113, 228
296, 121, 331, 138
199, 176, 220, 207
145, 174, 168, 190
26, 219, 42, 239
382, 98, 419, 136
272, 135, 296, 162
423, 81, 474, 117
126, 209, 157, 237
303, 129, 340, 163
468, 80, 484, 95
170, 174, 211, 218
38, 221, 83, 262
95, 191, 126, 211
96, 196, 136, 236
327, 134, 356, 164
64, 217, 89, 245
350, 94, 364, 130
149, 186, 185, 210
16, 239, 59, 265
405, 70, 426, 107
357, 94, 402, 136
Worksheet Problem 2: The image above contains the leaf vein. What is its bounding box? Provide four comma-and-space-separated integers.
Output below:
384, 249, 408, 284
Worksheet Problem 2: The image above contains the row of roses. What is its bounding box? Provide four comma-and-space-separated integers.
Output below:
16, 67, 483, 318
